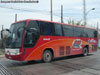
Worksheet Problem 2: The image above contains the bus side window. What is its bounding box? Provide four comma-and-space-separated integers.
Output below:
94, 30, 97, 38
24, 32, 34, 48
83, 32, 88, 37
63, 25, 74, 37
40, 22, 54, 36
27, 21, 39, 30
24, 21, 40, 48
54, 24, 63, 36
73, 27, 82, 37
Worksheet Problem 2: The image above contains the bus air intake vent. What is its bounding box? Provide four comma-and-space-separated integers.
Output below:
59, 46, 64, 55
66, 46, 70, 55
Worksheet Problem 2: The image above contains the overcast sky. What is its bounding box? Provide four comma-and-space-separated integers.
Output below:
0, 0, 100, 30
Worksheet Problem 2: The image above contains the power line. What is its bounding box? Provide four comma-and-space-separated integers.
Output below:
0, 5, 70, 22
0, 5, 62, 17
0, 5, 50, 13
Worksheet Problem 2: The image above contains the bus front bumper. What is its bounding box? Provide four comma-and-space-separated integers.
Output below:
5, 54, 23, 61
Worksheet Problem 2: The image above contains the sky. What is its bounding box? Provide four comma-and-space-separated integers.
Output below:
0, 0, 100, 30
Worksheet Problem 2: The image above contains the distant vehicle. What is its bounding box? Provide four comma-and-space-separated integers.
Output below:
3, 19, 98, 62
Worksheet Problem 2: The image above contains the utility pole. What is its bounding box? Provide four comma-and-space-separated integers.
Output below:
97, 22, 99, 39
97, 22, 98, 29
1, 25, 3, 38
15, 14, 17, 22
50, 0, 53, 21
83, 0, 86, 26
61, 5, 63, 23
1, 25, 3, 48
97, 22, 99, 31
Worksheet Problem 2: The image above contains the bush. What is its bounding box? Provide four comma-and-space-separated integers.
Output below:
98, 47, 100, 49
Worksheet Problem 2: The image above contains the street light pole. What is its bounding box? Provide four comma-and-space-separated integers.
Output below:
86, 8, 95, 16
83, 0, 95, 26
85, 8, 95, 26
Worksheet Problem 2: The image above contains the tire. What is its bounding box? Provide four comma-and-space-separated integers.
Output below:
43, 50, 53, 63
83, 48, 88, 56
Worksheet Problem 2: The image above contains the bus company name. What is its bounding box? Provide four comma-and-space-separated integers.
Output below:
43, 38, 50, 41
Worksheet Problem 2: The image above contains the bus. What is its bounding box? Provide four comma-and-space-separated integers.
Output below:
4, 19, 98, 62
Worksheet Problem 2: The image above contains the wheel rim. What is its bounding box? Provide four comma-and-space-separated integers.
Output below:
84, 48, 88, 56
44, 52, 51, 62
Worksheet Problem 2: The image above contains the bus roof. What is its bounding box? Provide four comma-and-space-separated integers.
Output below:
13, 19, 97, 30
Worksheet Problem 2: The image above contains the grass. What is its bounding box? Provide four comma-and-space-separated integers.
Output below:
0, 49, 5, 55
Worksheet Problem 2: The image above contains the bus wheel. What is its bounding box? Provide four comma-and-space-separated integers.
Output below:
43, 50, 53, 63
83, 48, 88, 56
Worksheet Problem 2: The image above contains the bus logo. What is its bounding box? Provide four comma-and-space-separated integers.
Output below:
72, 39, 82, 48
88, 39, 96, 43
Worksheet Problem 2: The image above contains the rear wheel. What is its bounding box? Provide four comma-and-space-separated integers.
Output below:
83, 48, 88, 56
43, 50, 53, 63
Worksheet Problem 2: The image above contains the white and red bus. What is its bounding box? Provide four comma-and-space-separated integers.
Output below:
4, 19, 98, 62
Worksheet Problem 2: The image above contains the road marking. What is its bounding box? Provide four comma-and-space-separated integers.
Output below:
62, 68, 100, 75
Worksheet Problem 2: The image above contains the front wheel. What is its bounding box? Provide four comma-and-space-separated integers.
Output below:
43, 50, 53, 63
83, 48, 88, 56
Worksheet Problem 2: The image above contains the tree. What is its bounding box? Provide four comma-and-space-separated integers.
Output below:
67, 18, 84, 26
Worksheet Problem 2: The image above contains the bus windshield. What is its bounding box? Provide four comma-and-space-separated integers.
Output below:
6, 22, 26, 48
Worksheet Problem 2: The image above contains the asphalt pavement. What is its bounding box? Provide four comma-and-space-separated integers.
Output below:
0, 50, 100, 75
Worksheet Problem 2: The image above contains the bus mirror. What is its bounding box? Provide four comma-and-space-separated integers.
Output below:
1, 29, 10, 39
5, 29, 11, 33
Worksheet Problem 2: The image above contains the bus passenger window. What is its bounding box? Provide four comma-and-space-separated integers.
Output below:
63, 25, 74, 37
40, 22, 54, 36
54, 24, 62, 36
94, 31, 97, 38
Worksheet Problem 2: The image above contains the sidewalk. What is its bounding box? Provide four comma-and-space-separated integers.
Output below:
0, 55, 5, 58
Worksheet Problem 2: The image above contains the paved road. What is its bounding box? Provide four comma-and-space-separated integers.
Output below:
0, 50, 100, 75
